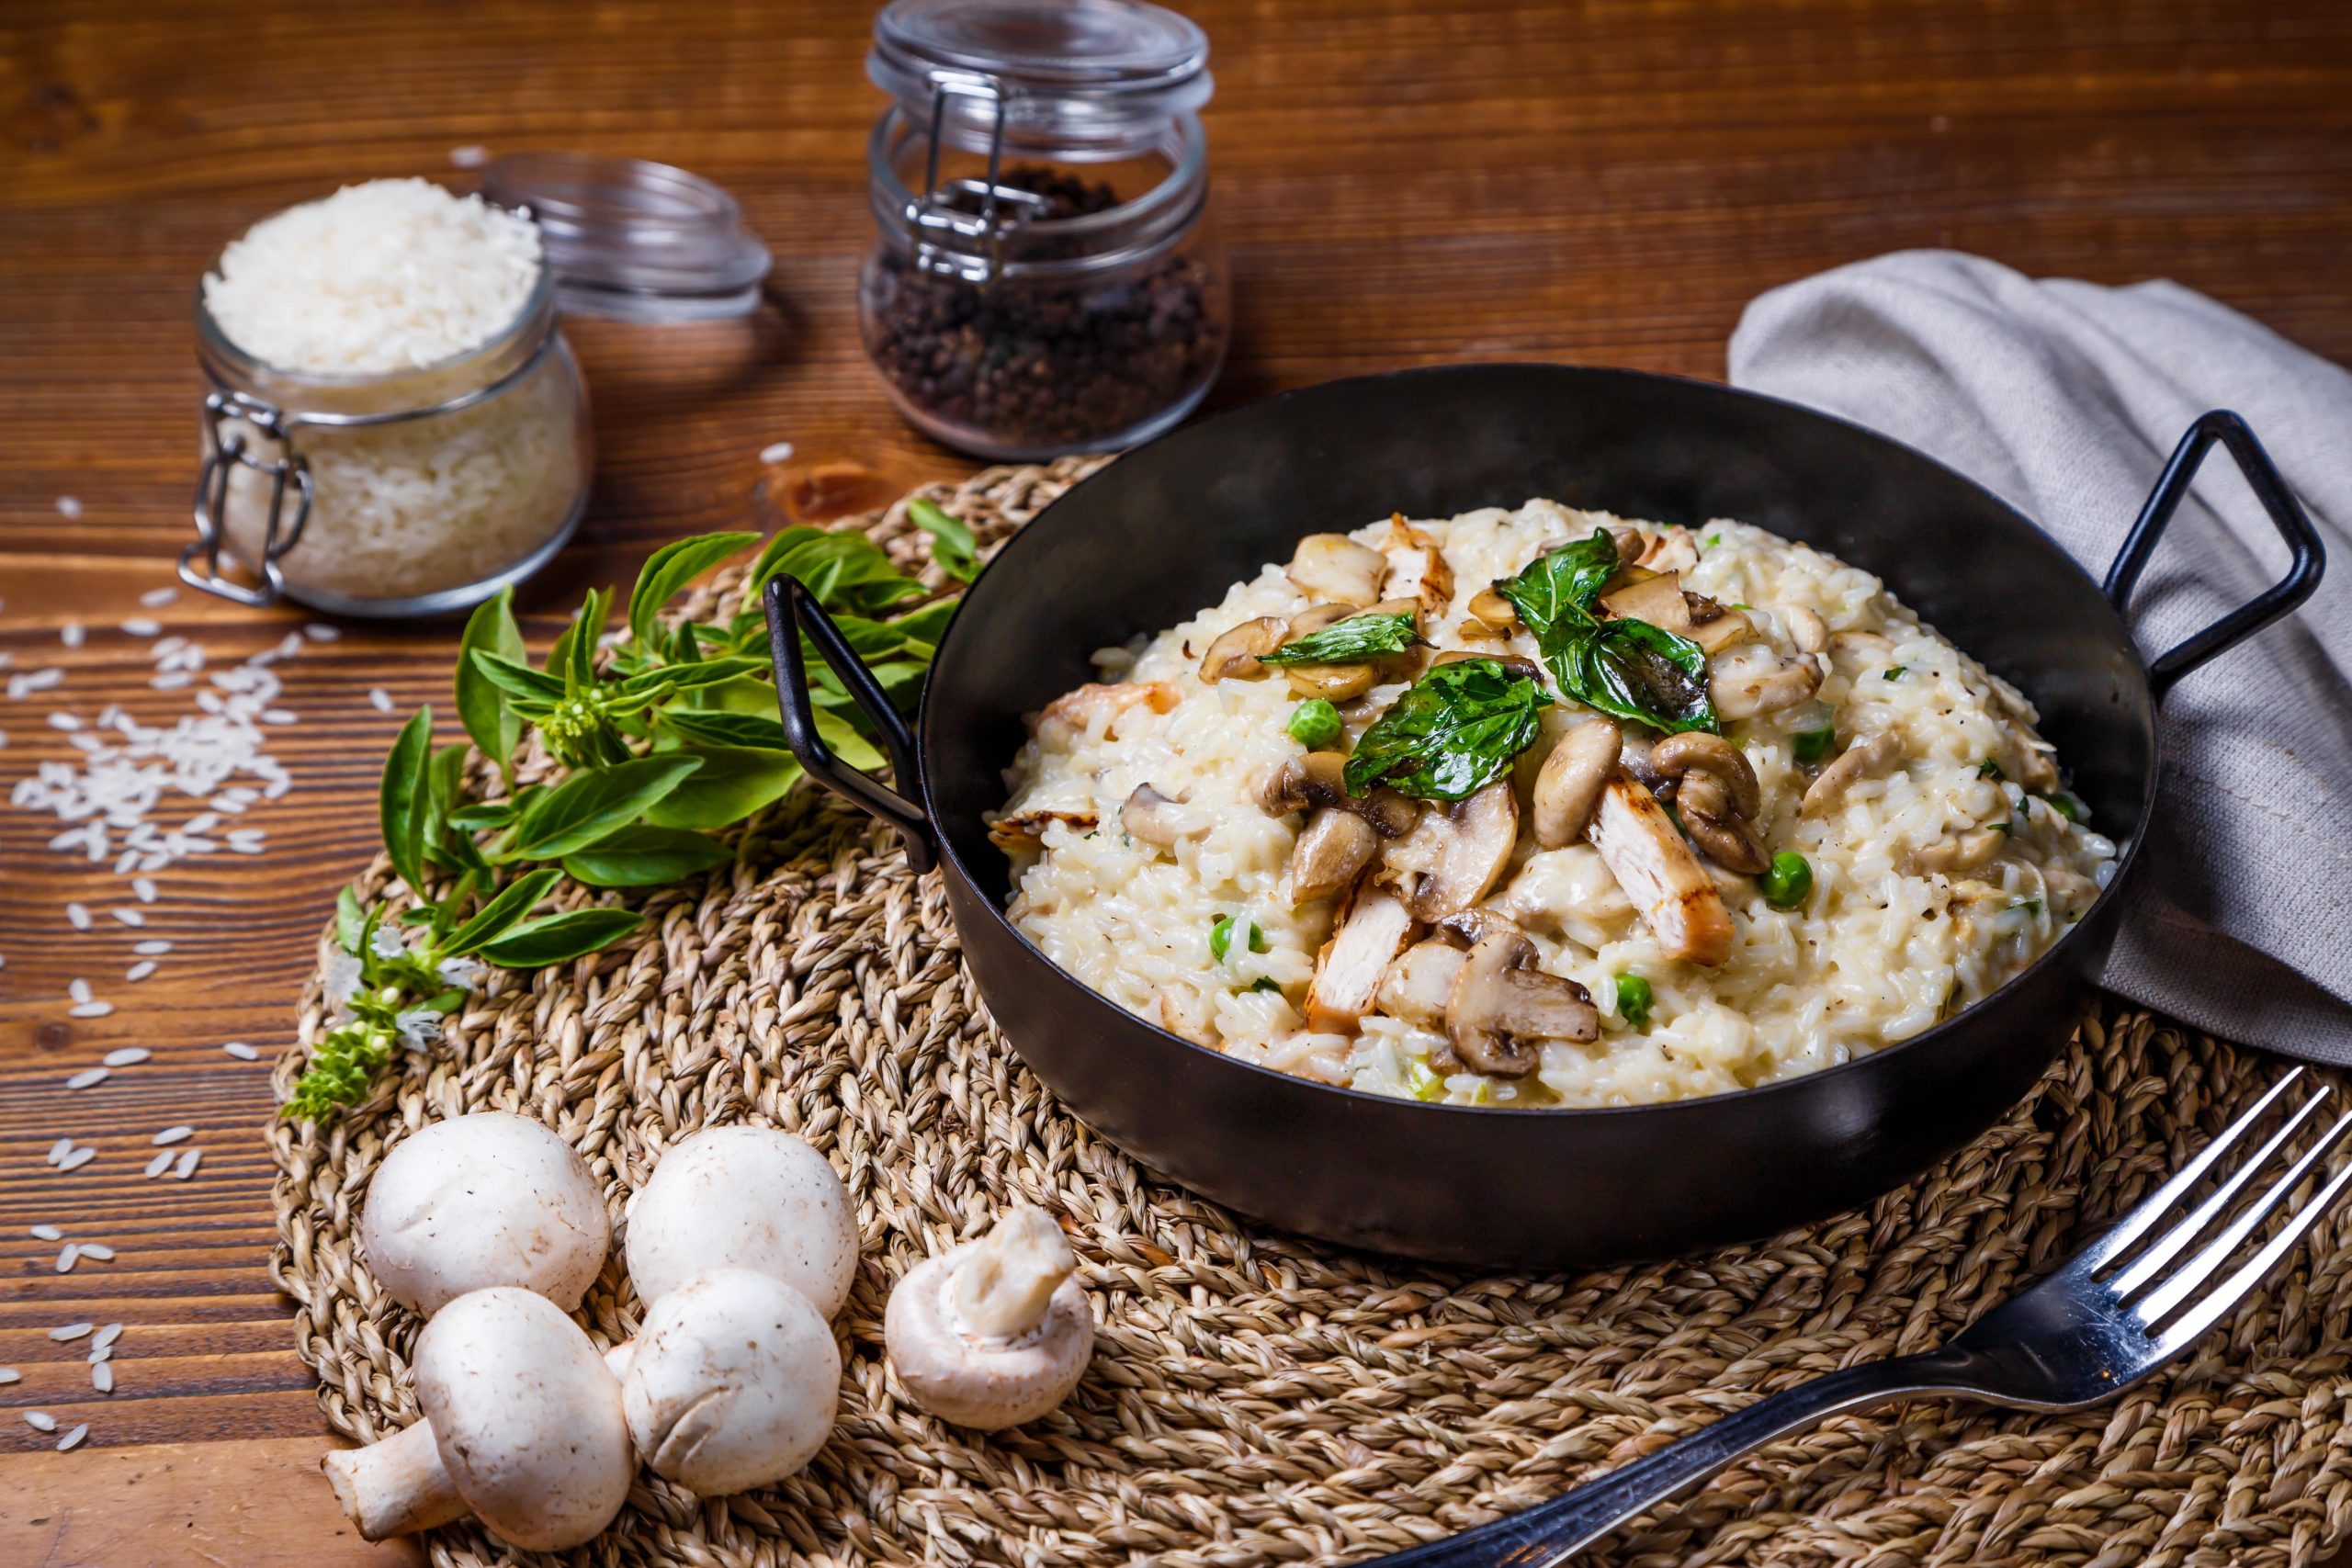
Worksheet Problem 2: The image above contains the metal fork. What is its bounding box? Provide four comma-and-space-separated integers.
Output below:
1374, 1070, 2352, 1568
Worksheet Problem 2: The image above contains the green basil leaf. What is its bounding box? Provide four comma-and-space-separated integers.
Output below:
1498, 529, 1623, 634
747, 527, 927, 615
660, 707, 791, 751
641, 746, 805, 830
1343, 660, 1551, 800
468, 649, 566, 703
443, 866, 564, 955
456, 586, 526, 786
884, 597, 958, 653
550, 586, 609, 696
478, 908, 643, 968
509, 755, 705, 860
335, 886, 367, 955
424, 743, 490, 874
1558, 617, 1717, 735
628, 532, 759, 650
908, 498, 981, 582
379, 707, 435, 894
615, 656, 766, 698
561, 825, 732, 887
1259, 612, 1418, 667
447, 797, 522, 831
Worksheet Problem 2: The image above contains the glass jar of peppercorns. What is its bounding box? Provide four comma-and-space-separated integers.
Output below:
862, 0, 1229, 459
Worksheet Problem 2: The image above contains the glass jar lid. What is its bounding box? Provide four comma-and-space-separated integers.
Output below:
868, 0, 1213, 156
481, 152, 772, 321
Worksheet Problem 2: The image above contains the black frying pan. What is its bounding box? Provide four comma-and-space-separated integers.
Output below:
767, 366, 2321, 1269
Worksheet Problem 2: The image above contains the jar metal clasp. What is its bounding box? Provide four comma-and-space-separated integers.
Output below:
902, 69, 1053, 284
184, 389, 313, 608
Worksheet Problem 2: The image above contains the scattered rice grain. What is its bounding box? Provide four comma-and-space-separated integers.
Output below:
91, 1363, 114, 1394
70, 977, 93, 1002
142, 1150, 174, 1179
110, 908, 144, 927
46, 1137, 74, 1166
760, 440, 797, 464
92, 1324, 123, 1350
102, 1047, 151, 1066
120, 618, 161, 637
140, 587, 177, 607
222, 1041, 259, 1060
79, 1245, 114, 1262
56, 1145, 97, 1171
448, 142, 490, 168
57, 1424, 88, 1451
66, 904, 92, 931
56, 1244, 80, 1272
303, 623, 340, 641
24, 1411, 58, 1433
172, 1149, 202, 1179
153, 1126, 194, 1146
61, 621, 85, 649
125, 961, 158, 982
49, 712, 83, 731
65, 1066, 109, 1089
0, 1370, 17, 1385
50, 1323, 94, 1342
368, 687, 393, 712
69, 1001, 115, 1020
56, 495, 83, 519
30, 1224, 63, 1241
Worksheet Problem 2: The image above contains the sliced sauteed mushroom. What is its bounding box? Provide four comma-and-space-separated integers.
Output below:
1433, 906, 1525, 948
1910, 826, 2006, 876
1444, 928, 1599, 1077
2008, 728, 2062, 792
1382, 779, 1518, 922
1650, 732, 1768, 875
1289, 807, 1380, 904
1035, 681, 1180, 749
1305, 884, 1416, 1032
1588, 774, 1735, 965
1257, 751, 1419, 838
1532, 719, 1623, 848
1463, 586, 1520, 637
1827, 629, 1894, 661
1783, 606, 1827, 655
1374, 940, 1466, 1030
1198, 617, 1286, 681
1380, 515, 1455, 621
1274, 598, 1424, 701
1286, 534, 1387, 607
1635, 529, 1697, 573
1120, 784, 1199, 850
1597, 571, 1754, 657
1802, 731, 1901, 816
988, 807, 1099, 853
1710, 642, 1823, 720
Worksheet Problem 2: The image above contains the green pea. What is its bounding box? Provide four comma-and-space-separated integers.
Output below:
1614, 973, 1654, 1032
1792, 726, 1836, 764
1761, 852, 1814, 908
1209, 914, 1263, 963
1286, 699, 1343, 750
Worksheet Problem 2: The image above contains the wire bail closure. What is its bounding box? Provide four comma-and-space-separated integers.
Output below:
901, 70, 1054, 285
184, 389, 314, 608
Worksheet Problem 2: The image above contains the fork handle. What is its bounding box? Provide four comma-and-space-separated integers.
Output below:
1370, 1353, 1967, 1568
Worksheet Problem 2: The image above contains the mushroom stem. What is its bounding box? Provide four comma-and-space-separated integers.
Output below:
948, 1207, 1075, 1340
322, 1420, 467, 1541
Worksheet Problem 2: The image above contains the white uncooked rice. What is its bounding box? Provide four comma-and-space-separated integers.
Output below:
140, 587, 177, 608
172, 1149, 202, 1179
202, 180, 579, 604
92, 1324, 122, 1351
24, 1411, 57, 1432
56, 1245, 79, 1271
102, 1047, 151, 1066
79, 1245, 114, 1262
1001, 502, 2116, 1110
92, 1363, 114, 1394
57, 1423, 88, 1450
0, 1370, 17, 1385
45, 1138, 74, 1166
221, 1041, 260, 1061
65, 1066, 108, 1089
69, 1001, 114, 1020
49, 1323, 92, 1341
66, 903, 91, 931
55, 1146, 96, 1171
153, 1126, 193, 1145
368, 687, 393, 712
203, 179, 539, 374
142, 1150, 175, 1179
125, 961, 157, 982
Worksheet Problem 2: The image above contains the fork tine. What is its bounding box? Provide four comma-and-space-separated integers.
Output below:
2078, 1068, 2307, 1273
2109, 1087, 2332, 1295
2142, 1110, 2352, 1354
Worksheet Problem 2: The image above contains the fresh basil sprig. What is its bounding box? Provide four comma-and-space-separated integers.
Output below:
1343, 658, 1552, 801
1499, 528, 1719, 735
1258, 612, 1418, 667
288, 510, 983, 1121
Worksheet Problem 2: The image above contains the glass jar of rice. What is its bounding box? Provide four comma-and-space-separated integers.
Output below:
186, 178, 593, 616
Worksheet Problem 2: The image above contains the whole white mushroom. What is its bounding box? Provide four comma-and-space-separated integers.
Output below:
626, 1125, 857, 1316
885, 1206, 1094, 1431
360, 1111, 611, 1316
621, 1268, 841, 1495
322, 1287, 635, 1551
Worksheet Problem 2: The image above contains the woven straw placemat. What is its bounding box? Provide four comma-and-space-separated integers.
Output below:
271, 459, 2352, 1568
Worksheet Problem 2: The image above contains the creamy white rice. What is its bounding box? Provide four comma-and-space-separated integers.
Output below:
996, 502, 2115, 1109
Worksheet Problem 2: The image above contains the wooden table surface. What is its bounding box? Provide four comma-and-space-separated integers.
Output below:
4, 0, 2349, 1561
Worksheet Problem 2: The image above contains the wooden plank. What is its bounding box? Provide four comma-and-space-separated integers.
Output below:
0, 1436, 424, 1565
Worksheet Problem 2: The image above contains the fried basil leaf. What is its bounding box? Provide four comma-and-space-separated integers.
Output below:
1343, 658, 1551, 801
1258, 612, 1418, 667
1498, 527, 1719, 736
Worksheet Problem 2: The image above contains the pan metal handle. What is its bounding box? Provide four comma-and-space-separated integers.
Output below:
2103, 410, 2324, 702
763, 575, 939, 873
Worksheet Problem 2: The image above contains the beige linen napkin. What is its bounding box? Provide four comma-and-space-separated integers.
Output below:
1730, 250, 2350, 1061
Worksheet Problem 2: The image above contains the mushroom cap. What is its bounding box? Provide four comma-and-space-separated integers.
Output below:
626, 1126, 858, 1316
621, 1268, 841, 1495
413, 1287, 634, 1552
884, 1243, 1094, 1432
360, 1111, 611, 1316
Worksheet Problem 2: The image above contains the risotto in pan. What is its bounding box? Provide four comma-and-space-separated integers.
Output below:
991, 501, 2117, 1109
